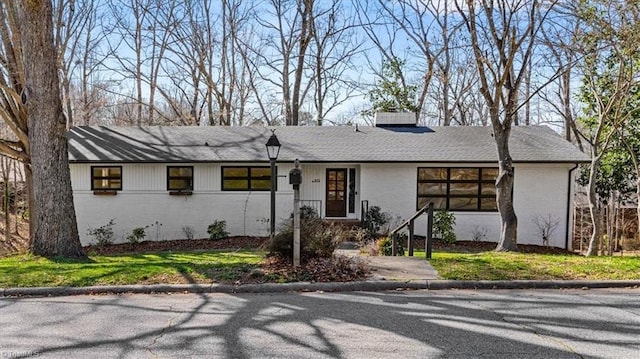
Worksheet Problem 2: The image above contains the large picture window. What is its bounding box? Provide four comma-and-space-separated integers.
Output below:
91, 166, 122, 190
222, 166, 273, 191
417, 167, 498, 211
167, 166, 193, 191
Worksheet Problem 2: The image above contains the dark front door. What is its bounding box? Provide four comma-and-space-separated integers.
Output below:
326, 168, 347, 217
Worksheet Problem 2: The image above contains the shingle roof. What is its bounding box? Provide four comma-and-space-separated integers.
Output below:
67, 125, 589, 163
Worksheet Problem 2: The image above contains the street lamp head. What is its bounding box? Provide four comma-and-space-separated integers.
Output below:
265, 129, 281, 160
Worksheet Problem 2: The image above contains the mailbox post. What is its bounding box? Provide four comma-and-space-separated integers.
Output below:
289, 159, 302, 267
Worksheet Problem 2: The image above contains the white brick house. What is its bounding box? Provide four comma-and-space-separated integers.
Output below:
68, 117, 588, 248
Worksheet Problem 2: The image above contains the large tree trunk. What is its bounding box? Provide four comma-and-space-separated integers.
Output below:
18, 0, 84, 258
494, 125, 518, 252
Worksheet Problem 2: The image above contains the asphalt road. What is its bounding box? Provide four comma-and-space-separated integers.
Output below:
1, 288, 639, 358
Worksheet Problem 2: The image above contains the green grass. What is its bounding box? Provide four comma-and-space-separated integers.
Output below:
0, 250, 264, 288
3, 247, 639, 288
428, 251, 640, 280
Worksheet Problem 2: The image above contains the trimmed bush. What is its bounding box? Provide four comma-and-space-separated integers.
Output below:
433, 210, 456, 244
127, 227, 146, 245
87, 219, 116, 246
376, 234, 405, 256
182, 226, 196, 240
266, 206, 347, 260
362, 205, 391, 234
207, 220, 229, 240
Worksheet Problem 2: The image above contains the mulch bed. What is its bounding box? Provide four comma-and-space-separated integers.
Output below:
431, 240, 578, 255
84, 236, 269, 255
9, 235, 574, 257
85, 237, 371, 284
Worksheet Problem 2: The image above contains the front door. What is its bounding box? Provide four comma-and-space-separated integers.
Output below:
326, 168, 347, 217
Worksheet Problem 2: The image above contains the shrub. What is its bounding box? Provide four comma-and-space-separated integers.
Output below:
127, 227, 147, 245
621, 236, 640, 251
298, 205, 320, 220
433, 210, 456, 244
471, 226, 488, 242
266, 206, 346, 260
376, 234, 405, 256
352, 226, 377, 245
148, 221, 163, 241
87, 219, 116, 246
182, 225, 196, 240
207, 220, 229, 240
364, 240, 380, 256
308, 227, 340, 258
363, 205, 391, 234
531, 214, 559, 247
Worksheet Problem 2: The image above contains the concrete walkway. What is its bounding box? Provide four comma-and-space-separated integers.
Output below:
335, 247, 440, 281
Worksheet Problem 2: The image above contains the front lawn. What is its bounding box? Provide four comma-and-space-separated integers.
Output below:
2, 246, 639, 288
0, 251, 264, 287
429, 251, 640, 280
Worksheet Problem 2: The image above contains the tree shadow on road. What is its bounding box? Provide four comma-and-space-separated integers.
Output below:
1, 289, 639, 358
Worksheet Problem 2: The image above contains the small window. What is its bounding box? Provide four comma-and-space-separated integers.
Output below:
91, 166, 122, 190
167, 166, 193, 191
222, 166, 274, 191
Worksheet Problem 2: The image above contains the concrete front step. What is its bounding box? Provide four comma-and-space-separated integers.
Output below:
335, 246, 440, 281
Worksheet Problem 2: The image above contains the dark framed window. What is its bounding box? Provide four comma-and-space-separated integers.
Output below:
417, 167, 499, 211
167, 166, 193, 191
222, 166, 274, 191
91, 166, 122, 190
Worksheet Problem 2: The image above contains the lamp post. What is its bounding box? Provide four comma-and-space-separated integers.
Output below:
265, 130, 281, 239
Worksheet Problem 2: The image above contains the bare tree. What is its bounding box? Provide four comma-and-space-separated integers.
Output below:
155, 1, 206, 125
104, 0, 149, 125
308, 0, 362, 126
356, 1, 430, 121
1, 154, 12, 242
145, 0, 179, 125
538, 3, 583, 149
161, 0, 258, 127
575, 0, 640, 256
0, 2, 28, 164
247, 0, 315, 126
0, 1, 30, 244
16, 0, 83, 258
71, 0, 111, 125
104, 0, 177, 125
53, 0, 99, 128
455, 0, 558, 251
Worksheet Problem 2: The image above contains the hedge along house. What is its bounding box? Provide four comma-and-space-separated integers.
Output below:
67, 113, 589, 248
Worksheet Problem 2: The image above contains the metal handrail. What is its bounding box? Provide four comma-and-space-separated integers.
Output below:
390, 203, 434, 259
360, 200, 369, 228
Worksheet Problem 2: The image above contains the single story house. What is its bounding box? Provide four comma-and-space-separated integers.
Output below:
67, 113, 589, 248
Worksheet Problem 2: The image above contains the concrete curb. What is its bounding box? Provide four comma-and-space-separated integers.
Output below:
2, 280, 639, 298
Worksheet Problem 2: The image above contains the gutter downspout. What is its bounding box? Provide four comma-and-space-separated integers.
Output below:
565, 163, 579, 250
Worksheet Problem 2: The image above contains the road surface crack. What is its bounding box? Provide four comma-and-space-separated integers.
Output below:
472, 299, 585, 358
145, 305, 179, 357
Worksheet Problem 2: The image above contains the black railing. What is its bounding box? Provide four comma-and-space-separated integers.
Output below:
389, 203, 434, 259
360, 200, 370, 229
